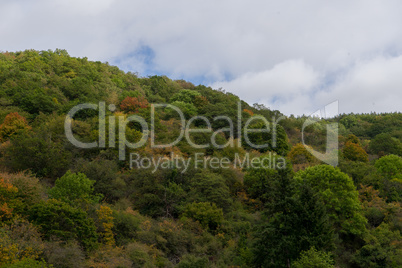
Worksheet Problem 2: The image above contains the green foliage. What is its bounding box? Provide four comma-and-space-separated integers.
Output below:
123, 168, 168, 218
338, 160, 376, 186
112, 209, 141, 246
294, 165, 367, 236
27, 199, 98, 250
252, 182, 334, 267
170, 89, 201, 104
188, 171, 232, 211
2, 132, 72, 179
374, 155, 402, 202
3, 259, 51, 268
177, 254, 208, 268
375, 154, 402, 179
244, 155, 293, 205
73, 159, 124, 202
0, 50, 401, 267
48, 171, 102, 204
354, 223, 402, 267
244, 121, 290, 155
166, 101, 198, 119
183, 202, 223, 231
292, 247, 335, 268
369, 133, 402, 156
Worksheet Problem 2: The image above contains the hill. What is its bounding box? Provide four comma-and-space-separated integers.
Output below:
0, 49, 401, 267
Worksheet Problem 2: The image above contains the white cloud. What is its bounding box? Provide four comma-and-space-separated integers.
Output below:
0, 0, 402, 115
210, 60, 321, 115
315, 55, 402, 114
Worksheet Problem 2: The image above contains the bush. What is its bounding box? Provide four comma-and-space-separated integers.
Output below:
27, 199, 98, 250
177, 254, 208, 268
369, 133, 402, 156
3, 259, 51, 268
375, 154, 402, 180
292, 247, 334, 268
48, 171, 102, 204
1, 172, 44, 212
112, 209, 141, 246
43, 240, 85, 268
342, 141, 368, 162
183, 202, 223, 231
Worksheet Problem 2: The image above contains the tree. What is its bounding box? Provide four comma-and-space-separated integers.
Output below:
0, 218, 45, 266
119, 96, 149, 113
369, 133, 402, 156
73, 159, 125, 202
0, 177, 18, 221
182, 202, 223, 231
374, 155, 402, 202
354, 223, 402, 267
165, 101, 197, 119
244, 155, 293, 206
288, 143, 316, 164
170, 89, 200, 104
294, 165, 367, 236
27, 199, 98, 250
292, 247, 335, 268
374, 154, 402, 180
188, 171, 232, 211
252, 183, 334, 268
345, 134, 360, 145
96, 205, 115, 246
112, 208, 141, 246
48, 171, 102, 205
43, 240, 85, 268
177, 254, 208, 268
342, 141, 369, 162
0, 172, 43, 215
4, 259, 52, 268
0, 112, 30, 142
244, 121, 290, 156
3, 132, 72, 179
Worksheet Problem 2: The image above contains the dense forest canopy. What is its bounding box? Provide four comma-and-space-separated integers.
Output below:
0, 50, 401, 267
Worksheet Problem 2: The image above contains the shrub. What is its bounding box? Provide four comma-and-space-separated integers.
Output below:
27, 199, 98, 250
183, 202, 223, 231
48, 171, 102, 204
292, 247, 335, 268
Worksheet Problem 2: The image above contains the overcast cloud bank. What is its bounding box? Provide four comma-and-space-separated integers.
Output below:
1, 0, 401, 115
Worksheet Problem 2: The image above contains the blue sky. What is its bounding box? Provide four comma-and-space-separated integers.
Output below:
1, 0, 402, 116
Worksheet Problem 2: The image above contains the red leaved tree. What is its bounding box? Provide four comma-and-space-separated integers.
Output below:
119, 96, 149, 113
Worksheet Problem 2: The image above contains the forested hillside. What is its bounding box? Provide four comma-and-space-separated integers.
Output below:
0, 50, 401, 267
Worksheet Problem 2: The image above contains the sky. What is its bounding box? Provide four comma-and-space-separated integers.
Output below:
1, 0, 402, 116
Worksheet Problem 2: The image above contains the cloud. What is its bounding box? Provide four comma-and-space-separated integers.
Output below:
1, 0, 402, 115
315, 55, 402, 114
212, 55, 402, 115
210, 60, 321, 115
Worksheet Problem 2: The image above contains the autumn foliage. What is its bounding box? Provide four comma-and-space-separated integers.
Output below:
0, 178, 18, 221
119, 96, 149, 113
343, 141, 369, 162
0, 112, 30, 142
